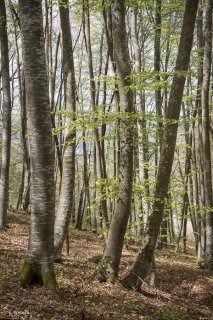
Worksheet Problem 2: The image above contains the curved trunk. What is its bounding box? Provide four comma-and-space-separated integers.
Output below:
100, 0, 134, 282
54, 0, 76, 260
0, 0, 12, 229
19, 0, 58, 292
123, 0, 199, 290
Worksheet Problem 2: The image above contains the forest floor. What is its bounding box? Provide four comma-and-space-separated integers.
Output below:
0, 212, 213, 320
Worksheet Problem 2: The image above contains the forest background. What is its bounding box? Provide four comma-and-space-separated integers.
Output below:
0, 0, 213, 319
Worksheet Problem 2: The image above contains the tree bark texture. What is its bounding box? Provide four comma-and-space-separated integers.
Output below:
101, 0, 134, 281
123, 0, 199, 290
54, 0, 76, 260
201, 0, 213, 270
19, 0, 58, 292
0, 0, 12, 229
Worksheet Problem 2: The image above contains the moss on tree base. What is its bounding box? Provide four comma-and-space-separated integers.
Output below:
20, 260, 59, 293
43, 271, 59, 293
97, 256, 118, 284
20, 261, 36, 288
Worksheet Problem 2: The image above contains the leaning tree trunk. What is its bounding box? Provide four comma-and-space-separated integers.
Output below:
54, 0, 76, 260
100, 0, 134, 282
19, 0, 58, 292
0, 0, 12, 229
201, 0, 213, 270
123, 0, 199, 290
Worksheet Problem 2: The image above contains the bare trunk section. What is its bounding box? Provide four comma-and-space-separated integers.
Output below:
154, 0, 163, 170
201, 0, 213, 270
54, 0, 76, 260
19, 0, 58, 292
100, 0, 134, 282
0, 0, 12, 229
123, 0, 199, 290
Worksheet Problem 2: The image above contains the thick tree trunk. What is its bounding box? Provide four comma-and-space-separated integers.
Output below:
123, 0, 199, 290
100, 0, 134, 282
54, 0, 76, 260
19, 0, 58, 292
0, 0, 12, 229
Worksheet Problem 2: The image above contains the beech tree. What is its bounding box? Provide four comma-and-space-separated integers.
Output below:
100, 0, 134, 282
201, 0, 213, 270
2, 0, 213, 294
54, 0, 76, 260
0, 0, 12, 229
19, 0, 58, 292
123, 0, 199, 290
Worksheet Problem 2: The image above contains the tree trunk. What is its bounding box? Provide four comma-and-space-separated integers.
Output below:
19, 0, 58, 292
100, 0, 134, 282
54, 0, 76, 260
154, 0, 163, 169
0, 0, 12, 229
123, 0, 199, 290
201, 0, 213, 270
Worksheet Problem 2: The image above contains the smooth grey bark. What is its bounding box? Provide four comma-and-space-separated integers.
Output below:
54, 0, 76, 260
19, 0, 58, 292
201, 0, 213, 270
0, 0, 12, 229
100, 0, 134, 281
123, 0, 199, 290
